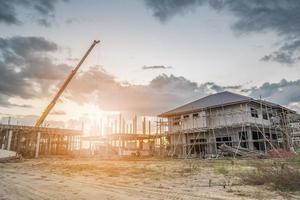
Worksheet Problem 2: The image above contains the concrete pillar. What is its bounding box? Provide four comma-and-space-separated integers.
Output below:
72, 136, 75, 151
143, 117, 146, 134
48, 136, 52, 155
80, 137, 83, 150
7, 130, 13, 150
72, 136, 74, 151
71, 136, 74, 151
248, 127, 254, 150
71, 136, 74, 152
35, 132, 41, 158
56, 135, 59, 154
65, 136, 68, 152
15, 132, 21, 152
89, 140, 92, 155
182, 133, 185, 157
118, 136, 121, 156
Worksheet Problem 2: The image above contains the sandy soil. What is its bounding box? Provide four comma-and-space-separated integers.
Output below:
0, 157, 298, 200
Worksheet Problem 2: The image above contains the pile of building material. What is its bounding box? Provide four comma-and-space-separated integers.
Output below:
218, 144, 265, 158
0, 149, 22, 163
268, 148, 296, 158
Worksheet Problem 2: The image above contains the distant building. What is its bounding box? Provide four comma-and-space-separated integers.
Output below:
159, 91, 296, 158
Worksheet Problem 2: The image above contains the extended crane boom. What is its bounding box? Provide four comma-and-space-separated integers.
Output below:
35, 40, 100, 127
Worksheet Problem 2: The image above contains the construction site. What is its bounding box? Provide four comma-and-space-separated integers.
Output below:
2, 96, 300, 160
0, 39, 298, 160
158, 91, 300, 159
0, 40, 300, 200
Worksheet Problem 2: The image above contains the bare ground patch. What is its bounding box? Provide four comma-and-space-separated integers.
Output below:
0, 157, 299, 200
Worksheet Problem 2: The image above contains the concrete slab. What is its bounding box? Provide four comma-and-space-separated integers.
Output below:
0, 149, 17, 159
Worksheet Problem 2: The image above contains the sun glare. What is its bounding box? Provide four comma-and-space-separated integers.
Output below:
82, 104, 120, 136
84, 104, 103, 121
82, 104, 103, 135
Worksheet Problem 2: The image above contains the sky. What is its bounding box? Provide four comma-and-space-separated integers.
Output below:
0, 0, 300, 130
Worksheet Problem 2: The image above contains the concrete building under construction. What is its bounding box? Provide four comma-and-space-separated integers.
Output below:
159, 91, 297, 158
81, 115, 166, 157
0, 124, 82, 158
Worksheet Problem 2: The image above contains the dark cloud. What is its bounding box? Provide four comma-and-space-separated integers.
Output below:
1, 38, 299, 115
65, 17, 80, 25
261, 40, 300, 64
0, 36, 57, 57
0, 0, 20, 25
66, 67, 241, 115
0, 36, 298, 115
66, 66, 300, 114
0, 0, 68, 26
144, 0, 300, 65
248, 79, 300, 106
261, 52, 296, 64
208, 82, 242, 93
144, 0, 205, 22
0, 36, 71, 107
142, 65, 172, 70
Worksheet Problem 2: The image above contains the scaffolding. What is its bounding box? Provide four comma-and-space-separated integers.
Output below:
81, 114, 168, 157
157, 99, 297, 159
0, 124, 82, 158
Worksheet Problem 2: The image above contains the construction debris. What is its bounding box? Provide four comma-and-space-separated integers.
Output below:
267, 148, 296, 158
218, 144, 265, 158
0, 149, 22, 163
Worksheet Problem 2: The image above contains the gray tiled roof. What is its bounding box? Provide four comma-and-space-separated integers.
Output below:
159, 91, 295, 117
159, 91, 252, 117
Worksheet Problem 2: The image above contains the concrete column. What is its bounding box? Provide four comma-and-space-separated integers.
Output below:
248, 127, 254, 150
182, 133, 185, 157
35, 132, 41, 158
71, 136, 74, 151
1, 135, 4, 149
89, 140, 92, 155
56, 135, 60, 154
70, 136, 73, 151
80, 137, 83, 150
71, 136, 74, 152
7, 130, 13, 150
72, 136, 75, 151
48, 136, 52, 155
15, 132, 21, 152
118, 136, 121, 156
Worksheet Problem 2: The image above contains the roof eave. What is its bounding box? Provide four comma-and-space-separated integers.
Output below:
158, 99, 252, 118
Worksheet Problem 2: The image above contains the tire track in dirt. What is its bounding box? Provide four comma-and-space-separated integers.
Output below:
72, 176, 231, 200
0, 174, 54, 200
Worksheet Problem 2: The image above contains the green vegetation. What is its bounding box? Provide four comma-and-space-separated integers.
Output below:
240, 163, 300, 192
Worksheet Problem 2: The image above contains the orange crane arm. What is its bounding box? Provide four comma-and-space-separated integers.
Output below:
35, 40, 100, 127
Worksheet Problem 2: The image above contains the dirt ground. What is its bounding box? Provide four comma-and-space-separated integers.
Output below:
0, 157, 299, 200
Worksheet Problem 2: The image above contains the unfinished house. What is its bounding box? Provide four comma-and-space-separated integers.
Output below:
158, 91, 296, 158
